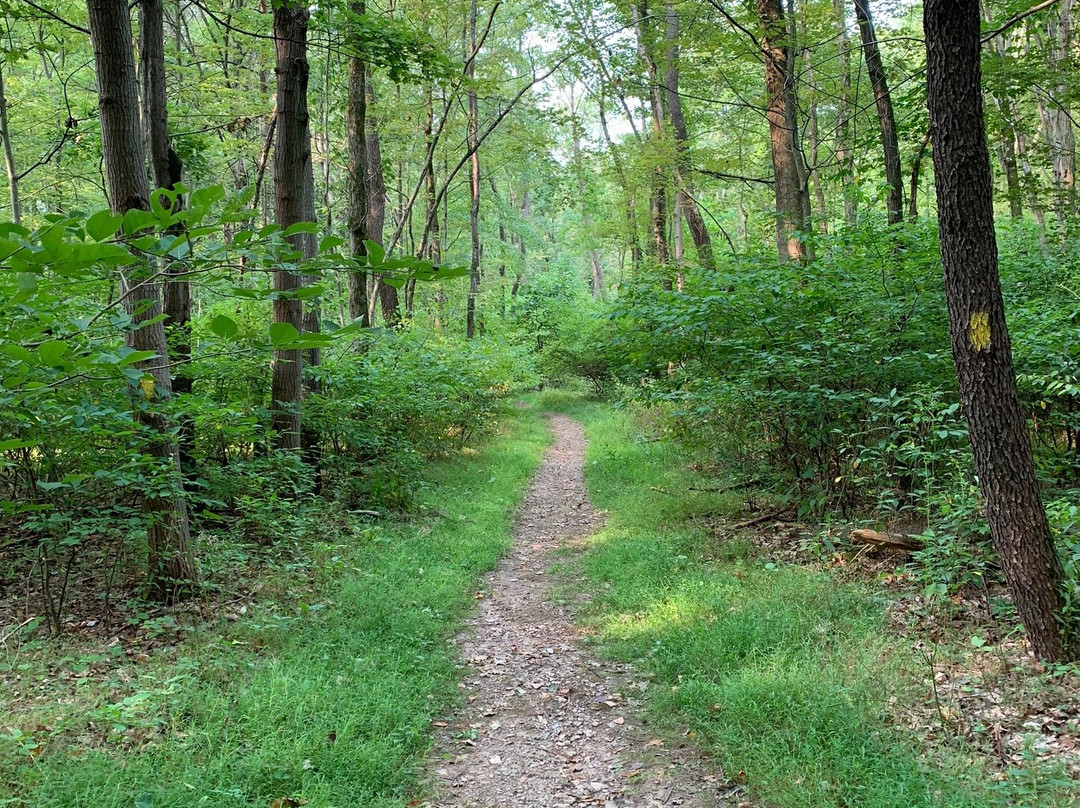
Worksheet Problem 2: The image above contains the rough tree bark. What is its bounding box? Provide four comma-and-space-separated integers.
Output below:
854, 0, 903, 225
271, 0, 317, 452
86, 0, 195, 601
925, 0, 1075, 662
758, 0, 809, 262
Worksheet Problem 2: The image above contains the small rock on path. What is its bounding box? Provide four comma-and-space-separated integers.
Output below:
421, 415, 737, 808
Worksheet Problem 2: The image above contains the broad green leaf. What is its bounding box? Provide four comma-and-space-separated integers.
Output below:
269, 322, 300, 345
118, 350, 158, 367
0, 439, 38, 452
85, 209, 124, 242
0, 343, 33, 362
210, 314, 239, 339
37, 340, 67, 366
122, 208, 156, 235
364, 239, 386, 266
281, 221, 319, 238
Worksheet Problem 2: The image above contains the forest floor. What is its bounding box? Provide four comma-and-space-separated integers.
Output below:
3, 395, 1080, 808
420, 415, 737, 808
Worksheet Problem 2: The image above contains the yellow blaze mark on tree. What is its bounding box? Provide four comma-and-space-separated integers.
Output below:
969, 311, 991, 352
139, 376, 156, 400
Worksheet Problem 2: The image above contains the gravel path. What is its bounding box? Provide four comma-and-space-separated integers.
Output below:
421, 415, 737, 808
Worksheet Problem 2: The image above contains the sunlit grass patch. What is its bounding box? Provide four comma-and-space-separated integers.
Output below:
570, 403, 1080, 808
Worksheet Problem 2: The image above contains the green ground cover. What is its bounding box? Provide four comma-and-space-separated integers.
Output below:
535, 393, 1079, 808
1, 407, 551, 808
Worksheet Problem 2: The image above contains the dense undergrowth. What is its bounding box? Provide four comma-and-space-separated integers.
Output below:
0, 402, 550, 806
539, 394, 1079, 808
545, 218, 1080, 605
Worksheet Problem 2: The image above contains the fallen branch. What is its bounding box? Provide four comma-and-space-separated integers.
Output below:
689, 479, 758, 494
729, 506, 792, 531
849, 528, 920, 552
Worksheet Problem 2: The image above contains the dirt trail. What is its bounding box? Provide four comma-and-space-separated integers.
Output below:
421, 415, 735, 808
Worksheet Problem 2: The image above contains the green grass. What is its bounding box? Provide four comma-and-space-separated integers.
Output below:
553, 398, 1079, 808
1, 405, 551, 808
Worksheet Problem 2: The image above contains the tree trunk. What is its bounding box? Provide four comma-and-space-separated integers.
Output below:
1036, 0, 1077, 235
364, 70, 398, 328
86, 0, 195, 602
925, 0, 1075, 662
758, 0, 808, 262
854, 0, 904, 225
0, 60, 20, 225
141, 0, 194, 476
908, 129, 931, 220
833, 0, 856, 224
345, 1, 370, 327
802, 46, 828, 232
271, 0, 316, 452
665, 4, 714, 271
465, 0, 481, 340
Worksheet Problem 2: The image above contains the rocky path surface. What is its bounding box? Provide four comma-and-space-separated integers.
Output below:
421, 415, 735, 808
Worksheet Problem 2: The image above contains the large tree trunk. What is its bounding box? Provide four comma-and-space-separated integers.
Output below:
854, 0, 903, 225
141, 0, 194, 476
86, 0, 195, 602
465, 0, 481, 339
271, 0, 316, 452
758, 0, 809, 262
665, 5, 714, 271
345, 1, 370, 327
925, 0, 1075, 662
0, 60, 20, 225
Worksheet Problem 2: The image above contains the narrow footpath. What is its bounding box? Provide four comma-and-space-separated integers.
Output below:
422, 415, 734, 808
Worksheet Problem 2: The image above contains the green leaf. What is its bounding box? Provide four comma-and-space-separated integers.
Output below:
319, 235, 345, 253
189, 185, 226, 209
37, 340, 68, 366
122, 208, 156, 235
85, 209, 124, 242
0, 439, 37, 452
118, 350, 158, 367
210, 314, 239, 339
0, 343, 33, 363
269, 322, 300, 345
281, 221, 319, 238
364, 239, 386, 266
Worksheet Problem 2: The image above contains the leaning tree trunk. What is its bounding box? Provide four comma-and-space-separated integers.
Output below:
758, 0, 809, 262
925, 0, 1075, 662
271, 0, 317, 452
86, 0, 195, 602
854, 0, 903, 225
